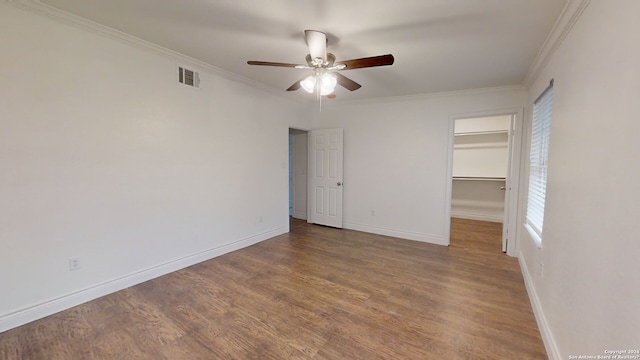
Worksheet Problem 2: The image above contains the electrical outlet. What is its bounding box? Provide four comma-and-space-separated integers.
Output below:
371, 210, 376, 216
69, 257, 81, 271
538, 262, 544, 278
259, 215, 263, 223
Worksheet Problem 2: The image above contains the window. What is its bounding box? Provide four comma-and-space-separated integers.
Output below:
526, 80, 553, 244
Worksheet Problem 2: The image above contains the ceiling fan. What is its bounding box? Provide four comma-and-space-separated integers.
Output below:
247, 30, 394, 96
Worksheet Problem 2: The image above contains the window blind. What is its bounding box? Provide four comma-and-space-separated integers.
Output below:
526, 81, 553, 241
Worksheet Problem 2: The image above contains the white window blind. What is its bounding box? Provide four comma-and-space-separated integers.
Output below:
526, 81, 553, 242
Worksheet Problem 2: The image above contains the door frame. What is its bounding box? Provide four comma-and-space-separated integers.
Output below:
445, 107, 524, 256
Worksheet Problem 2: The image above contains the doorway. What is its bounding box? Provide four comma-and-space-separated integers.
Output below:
448, 111, 522, 255
289, 128, 308, 220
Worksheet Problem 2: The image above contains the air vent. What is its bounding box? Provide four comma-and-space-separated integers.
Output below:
178, 66, 200, 88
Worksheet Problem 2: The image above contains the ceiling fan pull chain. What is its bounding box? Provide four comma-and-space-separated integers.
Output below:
317, 80, 323, 112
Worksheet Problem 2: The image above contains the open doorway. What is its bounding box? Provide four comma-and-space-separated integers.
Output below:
289, 128, 308, 220
449, 112, 522, 254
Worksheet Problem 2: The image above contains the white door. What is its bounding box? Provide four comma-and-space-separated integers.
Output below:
308, 128, 343, 228
502, 114, 522, 254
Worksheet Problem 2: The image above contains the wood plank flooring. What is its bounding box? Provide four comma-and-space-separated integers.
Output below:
0, 218, 546, 359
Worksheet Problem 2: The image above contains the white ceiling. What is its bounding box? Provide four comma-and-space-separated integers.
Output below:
36, 0, 566, 101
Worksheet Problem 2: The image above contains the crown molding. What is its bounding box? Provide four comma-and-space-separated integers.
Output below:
3, 0, 305, 105
523, 0, 591, 87
324, 84, 527, 108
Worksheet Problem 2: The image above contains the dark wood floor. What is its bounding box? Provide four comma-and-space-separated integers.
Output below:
0, 218, 546, 359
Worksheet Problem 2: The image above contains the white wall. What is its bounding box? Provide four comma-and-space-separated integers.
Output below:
312, 88, 526, 244
0, 3, 309, 331
451, 180, 505, 223
453, 132, 509, 178
453, 116, 510, 178
518, 1, 640, 358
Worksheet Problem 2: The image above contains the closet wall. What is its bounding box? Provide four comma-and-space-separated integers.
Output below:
451, 115, 511, 222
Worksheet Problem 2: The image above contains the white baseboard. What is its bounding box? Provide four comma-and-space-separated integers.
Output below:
292, 211, 307, 220
517, 251, 561, 360
0, 226, 287, 333
343, 222, 447, 246
451, 211, 503, 223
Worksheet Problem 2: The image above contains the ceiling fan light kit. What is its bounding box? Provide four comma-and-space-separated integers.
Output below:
301, 73, 337, 95
247, 30, 394, 98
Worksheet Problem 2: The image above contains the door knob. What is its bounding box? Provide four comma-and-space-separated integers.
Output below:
337, 182, 342, 186
500, 186, 506, 190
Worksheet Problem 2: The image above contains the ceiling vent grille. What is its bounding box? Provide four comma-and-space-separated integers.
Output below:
178, 66, 200, 88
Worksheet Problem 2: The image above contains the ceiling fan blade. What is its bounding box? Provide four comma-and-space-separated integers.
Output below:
247, 61, 300, 68
286, 78, 305, 91
304, 30, 327, 62
335, 73, 362, 91
339, 54, 395, 70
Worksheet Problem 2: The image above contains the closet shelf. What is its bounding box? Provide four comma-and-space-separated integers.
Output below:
454, 142, 508, 150
454, 130, 508, 137
453, 176, 506, 181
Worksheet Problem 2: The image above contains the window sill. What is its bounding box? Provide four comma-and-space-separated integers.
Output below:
525, 223, 543, 249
